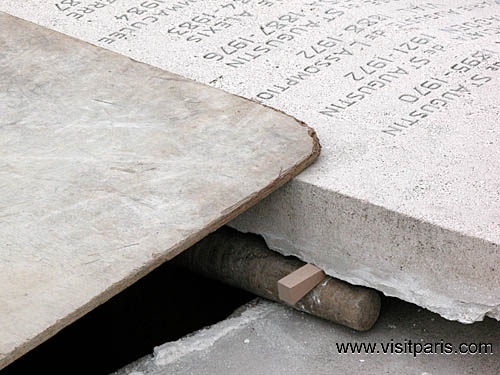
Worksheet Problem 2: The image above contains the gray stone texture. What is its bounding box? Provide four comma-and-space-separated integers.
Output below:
113, 299, 500, 375
2, 0, 499, 323
0, 13, 318, 369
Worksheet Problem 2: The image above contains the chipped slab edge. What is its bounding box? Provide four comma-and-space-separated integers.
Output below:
0, 13, 320, 370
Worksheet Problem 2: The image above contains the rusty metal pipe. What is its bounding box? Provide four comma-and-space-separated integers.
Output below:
172, 227, 381, 331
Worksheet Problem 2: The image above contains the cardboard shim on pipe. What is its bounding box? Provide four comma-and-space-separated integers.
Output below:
278, 264, 326, 305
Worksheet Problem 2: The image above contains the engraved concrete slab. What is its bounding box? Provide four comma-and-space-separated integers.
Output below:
2, 0, 499, 323
0, 13, 319, 369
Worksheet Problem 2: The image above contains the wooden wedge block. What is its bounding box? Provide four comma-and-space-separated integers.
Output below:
278, 264, 326, 305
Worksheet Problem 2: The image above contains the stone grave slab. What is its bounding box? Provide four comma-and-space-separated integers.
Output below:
0, 13, 319, 369
1, 0, 500, 323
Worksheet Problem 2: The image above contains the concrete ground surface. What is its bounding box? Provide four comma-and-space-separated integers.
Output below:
114, 298, 499, 375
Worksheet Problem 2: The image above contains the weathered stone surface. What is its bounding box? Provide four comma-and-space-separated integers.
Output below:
0, 13, 319, 369
113, 298, 500, 375
2, 0, 499, 323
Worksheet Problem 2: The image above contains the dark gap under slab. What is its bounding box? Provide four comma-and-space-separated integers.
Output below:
3, 260, 255, 375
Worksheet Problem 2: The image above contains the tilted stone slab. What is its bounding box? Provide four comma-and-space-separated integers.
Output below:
0, 13, 319, 369
2, 0, 500, 323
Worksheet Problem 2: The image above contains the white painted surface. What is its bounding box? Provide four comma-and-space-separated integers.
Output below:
1, 0, 500, 322
0, 13, 318, 369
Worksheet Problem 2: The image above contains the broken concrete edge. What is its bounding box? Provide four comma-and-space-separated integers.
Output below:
152, 300, 276, 366
113, 296, 500, 375
112, 299, 278, 374
173, 227, 381, 331
0, 14, 321, 371
248, 220, 499, 325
